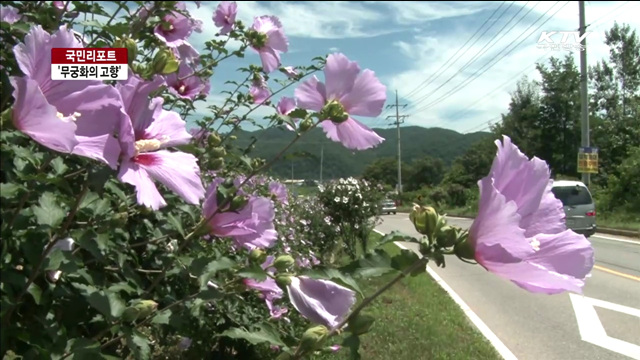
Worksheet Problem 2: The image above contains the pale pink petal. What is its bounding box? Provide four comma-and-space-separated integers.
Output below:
294, 76, 326, 112
259, 47, 281, 74
138, 150, 205, 206
340, 69, 386, 117
482, 260, 586, 295
524, 181, 567, 237
56, 84, 127, 169
142, 107, 192, 148
320, 118, 385, 150
286, 276, 356, 329
470, 177, 534, 261
118, 160, 167, 210
324, 53, 360, 101
266, 27, 288, 53
116, 73, 166, 135
276, 97, 296, 115
10, 76, 78, 153
490, 136, 551, 227
526, 230, 595, 281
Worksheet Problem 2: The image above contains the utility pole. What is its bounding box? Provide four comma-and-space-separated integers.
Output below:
319, 142, 324, 183
579, 0, 590, 187
386, 90, 409, 194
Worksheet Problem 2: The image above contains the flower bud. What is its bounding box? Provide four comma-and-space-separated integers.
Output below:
320, 101, 349, 124
210, 158, 224, 170
249, 249, 267, 264
114, 37, 138, 65
410, 205, 439, 238
275, 274, 292, 288
299, 118, 314, 132
152, 48, 179, 75
273, 255, 295, 272
121, 300, 158, 322
436, 226, 458, 248
111, 211, 129, 227
211, 146, 226, 158
298, 325, 329, 354
229, 195, 248, 212
208, 132, 222, 147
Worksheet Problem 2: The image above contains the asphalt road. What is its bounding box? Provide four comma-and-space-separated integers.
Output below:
376, 214, 640, 360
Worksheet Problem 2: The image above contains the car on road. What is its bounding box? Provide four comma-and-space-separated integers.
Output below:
551, 180, 597, 237
380, 199, 397, 215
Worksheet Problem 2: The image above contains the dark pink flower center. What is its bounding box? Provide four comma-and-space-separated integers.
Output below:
134, 154, 160, 166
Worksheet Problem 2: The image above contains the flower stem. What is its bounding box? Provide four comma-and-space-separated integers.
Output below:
333, 257, 428, 336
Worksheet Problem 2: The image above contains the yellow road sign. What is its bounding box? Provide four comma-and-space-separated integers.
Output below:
577, 147, 598, 174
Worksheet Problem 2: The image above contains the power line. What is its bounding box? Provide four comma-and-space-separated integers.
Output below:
373, 1, 510, 123
411, 1, 570, 115
402, 1, 510, 101
406, 1, 526, 110
435, 49, 554, 126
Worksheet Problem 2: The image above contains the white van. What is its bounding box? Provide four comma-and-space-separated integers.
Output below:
550, 180, 597, 237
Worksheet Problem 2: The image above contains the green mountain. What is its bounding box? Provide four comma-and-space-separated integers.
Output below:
232, 125, 491, 180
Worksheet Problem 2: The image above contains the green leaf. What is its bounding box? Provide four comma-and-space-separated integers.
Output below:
151, 309, 172, 325
124, 329, 150, 360
342, 334, 361, 360
341, 249, 396, 279
288, 108, 308, 119
198, 257, 236, 288
87, 290, 126, 321
50, 157, 68, 175
198, 288, 222, 300
237, 264, 267, 281
27, 283, 43, 305
79, 20, 103, 28
220, 324, 285, 347
376, 231, 417, 248
166, 213, 185, 237
390, 249, 423, 276
43, 249, 66, 271
32, 192, 66, 228
348, 313, 375, 335
65, 337, 102, 360
0, 183, 22, 199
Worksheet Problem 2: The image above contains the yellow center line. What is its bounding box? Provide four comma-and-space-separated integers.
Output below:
594, 265, 640, 282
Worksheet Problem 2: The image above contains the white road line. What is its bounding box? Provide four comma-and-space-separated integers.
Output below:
592, 234, 640, 245
373, 229, 518, 360
569, 294, 640, 360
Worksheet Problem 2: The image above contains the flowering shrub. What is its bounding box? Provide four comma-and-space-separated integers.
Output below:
0, 2, 596, 360
317, 178, 385, 260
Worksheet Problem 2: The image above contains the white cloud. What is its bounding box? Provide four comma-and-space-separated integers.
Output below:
384, 1, 640, 133
187, 1, 488, 40
329, 47, 340, 52
378, 1, 495, 25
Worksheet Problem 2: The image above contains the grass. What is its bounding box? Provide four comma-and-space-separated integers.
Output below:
314, 232, 501, 360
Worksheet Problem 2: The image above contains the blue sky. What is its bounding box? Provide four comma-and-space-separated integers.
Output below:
109, 1, 640, 134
